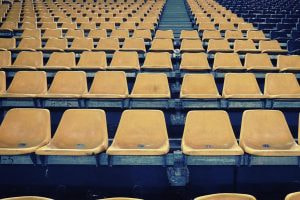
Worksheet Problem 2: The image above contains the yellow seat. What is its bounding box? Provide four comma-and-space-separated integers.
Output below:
264, 73, 300, 98
109, 51, 140, 70
61, 23, 77, 30
80, 22, 96, 30
0, 108, 50, 155
285, 192, 300, 200
43, 71, 87, 98
2, 71, 47, 97
95, 38, 119, 52
247, 30, 268, 41
40, 22, 57, 29
218, 22, 235, 31
207, 39, 233, 53
182, 110, 243, 155
223, 73, 264, 98
121, 38, 146, 52
142, 52, 172, 70
110, 29, 129, 40
202, 30, 222, 41
194, 193, 256, 200
14, 38, 41, 51
233, 39, 259, 53
42, 29, 62, 39
180, 30, 200, 39
106, 110, 169, 155
130, 73, 170, 98
180, 53, 210, 71
230, 17, 245, 24
225, 30, 245, 40
150, 39, 174, 52
0, 196, 53, 200
20, 29, 41, 39
42, 38, 68, 52
132, 29, 152, 41
180, 74, 220, 98
45, 52, 75, 69
154, 30, 174, 39
88, 29, 107, 39
0, 71, 6, 94
36, 109, 108, 156
238, 23, 255, 31
65, 29, 84, 38
213, 53, 244, 71
240, 110, 300, 156
0, 38, 16, 50
198, 22, 216, 31
244, 53, 277, 71
0, 51, 11, 68
137, 22, 155, 31
0, 21, 18, 31
8, 51, 43, 69
180, 39, 204, 52
83, 71, 128, 98
99, 22, 115, 30
119, 22, 136, 30
259, 40, 287, 53
277, 55, 300, 71
68, 38, 94, 51
77, 51, 107, 70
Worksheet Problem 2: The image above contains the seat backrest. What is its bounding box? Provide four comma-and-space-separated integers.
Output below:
277, 55, 300, 70
17, 38, 41, 49
213, 53, 242, 68
143, 52, 172, 68
44, 38, 68, 49
0, 38, 16, 49
0, 71, 6, 94
244, 53, 273, 68
70, 38, 94, 49
96, 38, 119, 50
65, 29, 84, 38
43, 29, 62, 38
13, 51, 43, 68
46, 52, 75, 67
21, 29, 41, 39
77, 51, 107, 69
88, 29, 107, 38
109, 51, 140, 70
0, 51, 11, 67
264, 73, 300, 96
110, 29, 129, 39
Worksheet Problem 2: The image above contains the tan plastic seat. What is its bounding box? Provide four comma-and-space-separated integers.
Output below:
277, 55, 300, 71
83, 71, 128, 98
225, 30, 245, 40
285, 192, 300, 200
80, 22, 96, 30
0, 108, 50, 155
213, 53, 244, 71
223, 73, 264, 98
198, 22, 216, 31
109, 51, 140, 70
180, 39, 204, 52
233, 39, 259, 53
9, 51, 43, 69
119, 22, 136, 30
2, 71, 47, 97
207, 39, 233, 53
0, 196, 53, 200
194, 193, 256, 200
130, 73, 170, 98
110, 29, 129, 40
180, 30, 200, 40
68, 38, 94, 51
106, 109, 169, 155
88, 29, 107, 39
230, 17, 245, 24
42, 38, 68, 52
40, 22, 57, 29
247, 30, 268, 41
43, 71, 87, 98
259, 40, 287, 53
150, 39, 174, 52
99, 22, 115, 30
132, 29, 152, 41
238, 23, 255, 31
0, 71, 6, 94
14, 38, 41, 51
65, 29, 84, 39
61, 23, 77, 30
0, 21, 18, 31
182, 110, 243, 155
0, 38, 16, 50
137, 22, 155, 31
244, 53, 277, 71
121, 38, 146, 52
240, 110, 300, 156
45, 52, 75, 69
36, 109, 108, 155
20, 29, 41, 39
180, 74, 220, 98
95, 38, 119, 52
264, 73, 300, 98
218, 22, 235, 31
142, 52, 172, 70
202, 30, 222, 41
42, 29, 62, 39
0, 51, 11, 68
77, 51, 107, 70
180, 53, 210, 71
154, 30, 174, 39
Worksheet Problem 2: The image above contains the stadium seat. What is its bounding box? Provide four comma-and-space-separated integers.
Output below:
13, 38, 41, 51
240, 110, 300, 156
180, 74, 220, 98
180, 39, 204, 52
95, 38, 119, 52
142, 52, 172, 70
68, 38, 94, 51
19, 29, 41, 39
0, 51, 11, 68
0, 38, 16, 50
130, 73, 170, 98
8, 51, 43, 69
110, 29, 129, 40
2, 71, 47, 97
238, 22, 255, 31
77, 51, 107, 69
83, 71, 128, 98
149, 39, 174, 52
45, 52, 75, 69
194, 193, 256, 200
80, 22, 96, 30
0, 21, 18, 31
42, 29, 63, 39
277, 55, 300, 71
218, 22, 236, 31
264, 73, 300, 98
223, 73, 264, 98
109, 51, 140, 70
198, 22, 216, 31
106, 110, 169, 155
180, 53, 210, 71
0, 196, 53, 200
225, 30, 245, 40
0, 108, 50, 155
182, 110, 243, 155
285, 192, 300, 200
40, 22, 57, 29
42, 38, 68, 52
137, 22, 155, 31
88, 29, 107, 39
180, 30, 200, 39
247, 30, 268, 41
43, 71, 87, 98
207, 39, 233, 53
259, 40, 287, 53
244, 53, 277, 71
65, 29, 85, 39
0, 71, 5, 94
233, 39, 260, 53
121, 38, 146, 52
132, 29, 152, 41
36, 109, 108, 155
119, 22, 136, 30
154, 30, 174, 39
213, 53, 244, 71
